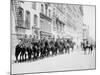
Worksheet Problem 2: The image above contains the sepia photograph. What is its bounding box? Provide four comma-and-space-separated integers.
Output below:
10, 0, 96, 74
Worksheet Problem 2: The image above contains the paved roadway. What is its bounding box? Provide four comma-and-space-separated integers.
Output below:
11, 48, 96, 74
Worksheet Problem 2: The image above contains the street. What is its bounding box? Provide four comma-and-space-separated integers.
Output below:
12, 48, 96, 74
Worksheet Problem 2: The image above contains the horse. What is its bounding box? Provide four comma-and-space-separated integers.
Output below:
64, 42, 70, 54
15, 44, 21, 62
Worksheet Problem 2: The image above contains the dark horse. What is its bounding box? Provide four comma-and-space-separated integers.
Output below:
15, 44, 22, 62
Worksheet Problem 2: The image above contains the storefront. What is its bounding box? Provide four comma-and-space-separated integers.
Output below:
32, 26, 40, 39
40, 31, 52, 39
40, 13, 52, 39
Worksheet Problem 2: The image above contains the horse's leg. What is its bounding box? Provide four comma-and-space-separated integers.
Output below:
84, 48, 86, 55
54, 48, 56, 55
49, 48, 52, 56
32, 51, 35, 60
34, 51, 36, 60
25, 52, 26, 61
56, 48, 58, 55
40, 49, 42, 58
38, 50, 40, 58
88, 47, 91, 54
46, 48, 48, 56
46, 49, 48, 56
69, 47, 71, 54
66, 48, 68, 53
68, 49, 69, 54
71, 46, 74, 52
41, 49, 43, 58
52, 48, 54, 56
68, 47, 70, 54
57, 48, 59, 54
30, 51, 32, 60
88, 46, 92, 54
91, 46, 93, 54
85, 48, 87, 55
47, 48, 49, 56
63, 48, 64, 53
66, 47, 68, 53
62, 47, 64, 54
42, 50, 44, 58
29, 51, 31, 60
53, 48, 56, 55
20, 53, 22, 62
84, 50, 85, 55
35, 51, 37, 60
32, 51, 34, 60
22, 53, 24, 62
61, 48, 63, 54
90, 48, 92, 54
15, 51, 18, 62
28, 52, 30, 61
23, 51, 26, 61
37, 51, 39, 59
36, 51, 39, 59
45, 49, 47, 56
42, 49, 44, 58
15, 54, 18, 62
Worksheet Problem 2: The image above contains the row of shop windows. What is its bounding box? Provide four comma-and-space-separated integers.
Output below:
16, 31, 52, 40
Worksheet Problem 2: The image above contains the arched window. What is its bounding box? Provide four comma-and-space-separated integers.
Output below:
34, 15, 38, 26
49, 9, 51, 17
25, 11, 30, 29
41, 4, 44, 14
32, 2, 36, 9
45, 4, 48, 15
16, 7, 24, 27
53, 8, 55, 16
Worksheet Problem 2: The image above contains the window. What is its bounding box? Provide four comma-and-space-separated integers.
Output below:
16, 7, 24, 27
34, 15, 38, 26
53, 8, 55, 16
79, 6, 83, 16
32, 2, 36, 9
49, 9, 51, 17
45, 4, 48, 16
25, 11, 30, 29
41, 4, 44, 14
77, 14, 79, 18
67, 5, 72, 13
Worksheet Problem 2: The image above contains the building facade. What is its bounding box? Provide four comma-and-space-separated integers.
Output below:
11, 0, 53, 56
11, 0, 40, 56
39, 3, 53, 39
65, 4, 84, 45
51, 3, 84, 44
11, 0, 84, 56
51, 3, 66, 39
